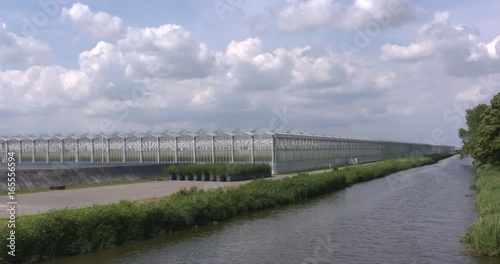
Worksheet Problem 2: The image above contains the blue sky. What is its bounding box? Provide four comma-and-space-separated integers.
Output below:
0, 0, 500, 146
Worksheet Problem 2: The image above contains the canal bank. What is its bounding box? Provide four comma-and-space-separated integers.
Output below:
462, 164, 500, 256
1, 153, 453, 263
41, 155, 496, 264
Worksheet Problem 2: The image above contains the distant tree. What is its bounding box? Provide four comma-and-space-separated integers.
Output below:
459, 103, 488, 158
473, 93, 500, 166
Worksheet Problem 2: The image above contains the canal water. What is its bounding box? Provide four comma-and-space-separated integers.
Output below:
43, 156, 500, 264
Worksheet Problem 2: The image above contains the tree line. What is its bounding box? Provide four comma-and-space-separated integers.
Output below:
459, 92, 500, 166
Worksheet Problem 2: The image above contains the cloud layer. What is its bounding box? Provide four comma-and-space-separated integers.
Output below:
381, 11, 500, 76
277, 0, 422, 32
0, 1, 499, 146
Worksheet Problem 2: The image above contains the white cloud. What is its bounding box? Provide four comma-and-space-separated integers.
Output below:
217, 38, 358, 92
375, 72, 396, 88
277, 0, 421, 32
0, 65, 88, 113
0, 23, 50, 65
0, 32, 375, 129
221, 38, 293, 91
0, 21, 218, 118
277, 0, 341, 32
66, 24, 217, 102
61, 2, 124, 40
454, 85, 493, 107
191, 86, 215, 106
1, 2, 498, 146
380, 11, 500, 76
432, 10, 450, 24
469, 36, 500, 61
289, 46, 354, 88
225, 38, 264, 61
381, 41, 435, 61
117, 25, 216, 80
386, 104, 416, 116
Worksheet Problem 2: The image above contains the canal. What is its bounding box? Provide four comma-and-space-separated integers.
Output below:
43, 156, 500, 264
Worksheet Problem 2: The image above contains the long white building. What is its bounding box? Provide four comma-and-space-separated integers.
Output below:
0, 129, 454, 174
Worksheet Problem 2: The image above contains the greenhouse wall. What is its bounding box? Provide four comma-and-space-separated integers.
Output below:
0, 130, 455, 174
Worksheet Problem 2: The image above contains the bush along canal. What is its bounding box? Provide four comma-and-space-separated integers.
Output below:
0, 153, 453, 263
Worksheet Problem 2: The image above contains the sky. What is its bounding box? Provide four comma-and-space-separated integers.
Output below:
0, 0, 499, 147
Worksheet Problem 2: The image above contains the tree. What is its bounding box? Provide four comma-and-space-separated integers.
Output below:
473, 93, 500, 166
459, 103, 488, 157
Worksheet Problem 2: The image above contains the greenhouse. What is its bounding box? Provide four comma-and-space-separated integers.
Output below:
0, 129, 454, 174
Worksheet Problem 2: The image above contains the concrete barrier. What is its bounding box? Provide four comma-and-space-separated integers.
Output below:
0, 164, 169, 191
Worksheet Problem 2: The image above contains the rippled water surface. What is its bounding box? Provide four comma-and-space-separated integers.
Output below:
43, 156, 500, 264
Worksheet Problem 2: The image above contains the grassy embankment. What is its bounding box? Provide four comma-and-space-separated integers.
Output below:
0, 153, 453, 263
461, 164, 500, 256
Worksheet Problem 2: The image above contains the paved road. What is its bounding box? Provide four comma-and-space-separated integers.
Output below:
0, 169, 331, 217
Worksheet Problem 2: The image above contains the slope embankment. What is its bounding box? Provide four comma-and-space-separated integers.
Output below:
0, 164, 167, 191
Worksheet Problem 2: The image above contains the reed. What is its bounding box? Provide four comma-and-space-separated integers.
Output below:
461, 164, 500, 256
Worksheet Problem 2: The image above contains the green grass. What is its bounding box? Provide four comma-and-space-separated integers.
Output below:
0, 153, 453, 263
461, 164, 500, 256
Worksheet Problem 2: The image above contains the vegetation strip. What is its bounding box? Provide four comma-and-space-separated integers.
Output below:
165, 163, 271, 181
458, 92, 500, 257
0, 153, 452, 263
461, 165, 500, 256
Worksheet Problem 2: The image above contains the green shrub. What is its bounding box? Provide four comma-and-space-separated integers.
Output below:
168, 163, 271, 178
209, 163, 226, 176
185, 164, 201, 176
175, 165, 187, 176
200, 164, 212, 175
226, 163, 271, 177
165, 165, 176, 175
228, 163, 243, 176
